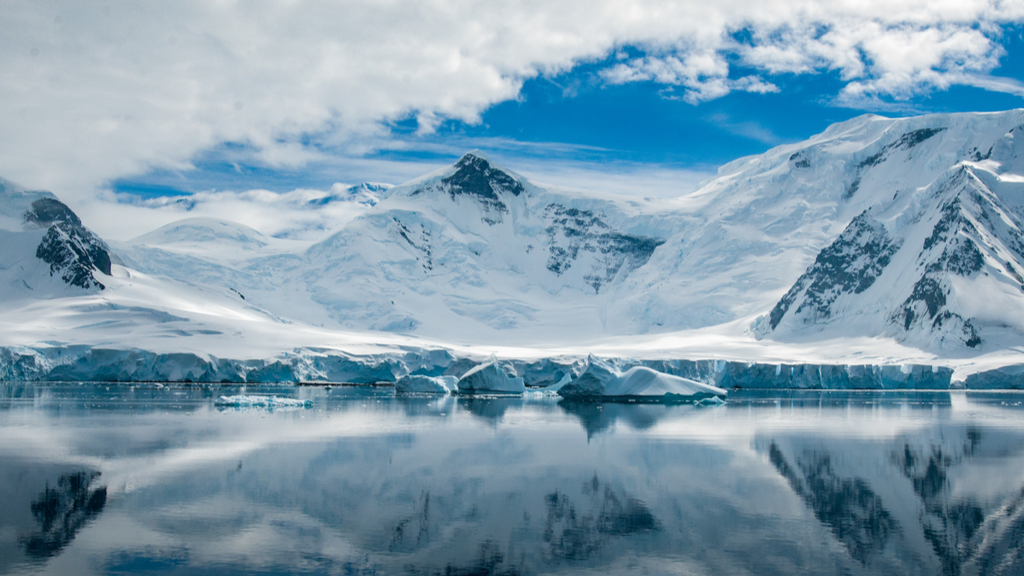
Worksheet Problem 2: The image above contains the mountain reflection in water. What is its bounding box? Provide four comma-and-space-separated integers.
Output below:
23, 471, 107, 560
0, 385, 1023, 575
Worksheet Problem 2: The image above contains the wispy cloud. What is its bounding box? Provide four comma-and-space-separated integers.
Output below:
77, 153, 712, 242
956, 73, 1024, 97
515, 160, 714, 199
703, 113, 786, 146
79, 183, 388, 242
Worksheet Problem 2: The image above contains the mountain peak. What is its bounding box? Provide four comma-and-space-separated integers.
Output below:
24, 197, 83, 228
405, 151, 527, 224
445, 152, 524, 199
458, 149, 490, 162
440, 153, 525, 223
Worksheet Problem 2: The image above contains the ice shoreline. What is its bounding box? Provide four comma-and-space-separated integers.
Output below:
3, 345, 1023, 390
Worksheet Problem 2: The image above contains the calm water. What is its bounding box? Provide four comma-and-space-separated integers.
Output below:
1, 384, 1024, 575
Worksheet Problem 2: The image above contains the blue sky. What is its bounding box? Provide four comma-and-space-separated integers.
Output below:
3, 1, 1024, 235
111, 25, 1024, 200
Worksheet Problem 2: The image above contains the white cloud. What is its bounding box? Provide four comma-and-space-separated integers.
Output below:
956, 73, 1024, 97
602, 52, 781, 103
516, 161, 714, 199
0, 0, 1021, 211
73, 155, 713, 241
81, 184, 386, 243
702, 114, 786, 145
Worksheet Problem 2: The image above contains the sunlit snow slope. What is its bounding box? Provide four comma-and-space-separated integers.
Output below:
4, 110, 1024, 382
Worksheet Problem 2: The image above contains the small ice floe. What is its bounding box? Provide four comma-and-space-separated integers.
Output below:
214, 395, 312, 410
557, 356, 727, 403
394, 374, 458, 395
523, 388, 562, 399
457, 357, 526, 395
695, 396, 726, 406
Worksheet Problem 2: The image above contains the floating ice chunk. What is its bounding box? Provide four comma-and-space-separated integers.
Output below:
558, 356, 726, 401
524, 388, 561, 399
695, 396, 726, 406
457, 359, 526, 394
395, 374, 458, 394
214, 395, 311, 408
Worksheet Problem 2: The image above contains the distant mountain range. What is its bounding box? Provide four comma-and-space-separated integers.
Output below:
4, 110, 1024, 383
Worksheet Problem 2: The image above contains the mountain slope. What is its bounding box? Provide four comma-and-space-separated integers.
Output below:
757, 116, 1024, 351
102, 111, 1024, 352
299, 152, 669, 334
0, 178, 114, 295
5, 111, 1024, 381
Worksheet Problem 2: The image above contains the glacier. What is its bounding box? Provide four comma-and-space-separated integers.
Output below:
4, 112, 1024, 388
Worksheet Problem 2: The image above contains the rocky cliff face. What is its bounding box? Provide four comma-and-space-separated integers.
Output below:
25, 198, 112, 290
543, 204, 664, 293
768, 212, 901, 331
412, 152, 526, 224
757, 115, 1024, 351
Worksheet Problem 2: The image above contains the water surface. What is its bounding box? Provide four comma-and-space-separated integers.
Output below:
1, 384, 1023, 575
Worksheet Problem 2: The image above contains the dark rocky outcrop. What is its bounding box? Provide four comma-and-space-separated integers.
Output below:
24, 197, 83, 228
544, 204, 664, 293
769, 212, 900, 330
442, 153, 524, 201
413, 153, 525, 223
36, 223, 112, 289
766, 163, 1024, 349
24, 198, 113, 290
892, 193, 989, 348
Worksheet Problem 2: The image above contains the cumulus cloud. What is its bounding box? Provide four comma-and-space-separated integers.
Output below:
1, 0, 1021, 206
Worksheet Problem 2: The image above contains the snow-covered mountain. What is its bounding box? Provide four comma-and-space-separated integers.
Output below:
0, 177, 115, 294
754, 118, 1024, 352
4, 110, 1024, 383
110, 150, 679, 341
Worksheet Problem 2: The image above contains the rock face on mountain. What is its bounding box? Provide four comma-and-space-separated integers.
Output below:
0, 179, 113, 293
27, 198, 113, 289
412, 153, 525, 223
768, 212, 901, 332
544, 204, 664, 293
757, 116, 1024, 351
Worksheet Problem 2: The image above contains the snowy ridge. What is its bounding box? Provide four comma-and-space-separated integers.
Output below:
4, 111, 1024, 384
758, 123, 1024, 352
1, 179, 114, 295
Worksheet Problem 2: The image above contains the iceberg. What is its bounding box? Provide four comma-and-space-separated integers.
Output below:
695, 396, 726, 406
394, 374, 458, 394
558, 356, 726, 402
214, 395, 312, 408
456, 359, 526, 394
